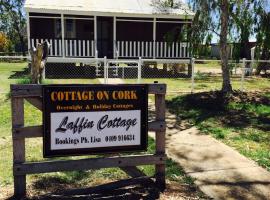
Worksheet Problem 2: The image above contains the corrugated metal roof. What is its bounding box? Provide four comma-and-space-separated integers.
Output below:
24, 0, 195, 18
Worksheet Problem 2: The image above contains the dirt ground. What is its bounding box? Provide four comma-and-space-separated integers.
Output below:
1, 180, 208, 200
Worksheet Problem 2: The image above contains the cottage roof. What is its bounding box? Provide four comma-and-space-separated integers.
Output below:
24, 0, 195, 19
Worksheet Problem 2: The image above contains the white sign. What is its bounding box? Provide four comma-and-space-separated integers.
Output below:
50, 110, 141, 150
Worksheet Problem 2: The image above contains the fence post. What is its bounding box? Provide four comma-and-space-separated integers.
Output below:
42, 68, 46, 81
104, 56, 108, 84
95, 51, 100, 77
115, 50, 119, 77
191, 58, 195, 93
155, 88, 166, 191
11, 96, 26, 198
122, 67, 125, 79
137, 57, 142, 83
241, 58, 246, 92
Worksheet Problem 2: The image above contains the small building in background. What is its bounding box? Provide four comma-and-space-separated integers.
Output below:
210, 42, 257, 60
210, 43, 234, 59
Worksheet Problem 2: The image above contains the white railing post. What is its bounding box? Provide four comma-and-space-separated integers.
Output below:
65, 40, 68, 56
74, 40, 77, 56
83, 40, 86, 56
78, 40, 81, 56
138, 42, 141, 57
86, 40, 89, 57
49, 39, 53, 56
172, 42, 175, 58
191, 58, 195, 93
241, 58, 246, 92
58, 39, 62, 56
183, 43, 186, 58
160, 42, 163, 58
137, 57, 142, 83
156, 42, 159, 58
134, 41, 136, 57
130, 41, 132, 57
54, 39, 58, 56
149, 42, 152, 57
142, 42, 144, 58
121, 41, 124, 57
125, 41, 128, 57
179, 43, 182, 58
146, 42, 148, 57
164, 42, 167, 58
91, 40, 94, 57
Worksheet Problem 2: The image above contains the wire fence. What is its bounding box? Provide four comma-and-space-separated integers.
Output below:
0, 56, 269, 95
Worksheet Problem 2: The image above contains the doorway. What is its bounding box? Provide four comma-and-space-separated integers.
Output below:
97, 17, 114, 58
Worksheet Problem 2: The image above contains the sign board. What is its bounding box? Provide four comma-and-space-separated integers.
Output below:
43, 84, 148, 157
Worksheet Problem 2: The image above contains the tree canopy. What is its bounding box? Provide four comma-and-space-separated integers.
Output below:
0, 0, 26, 54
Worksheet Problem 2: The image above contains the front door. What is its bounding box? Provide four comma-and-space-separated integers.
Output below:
97, 17, 114, 58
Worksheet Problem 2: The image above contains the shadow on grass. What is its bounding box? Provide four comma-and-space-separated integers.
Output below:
167, 91, 270, 134
32, 171, 90, 189
8, 66, 30, 79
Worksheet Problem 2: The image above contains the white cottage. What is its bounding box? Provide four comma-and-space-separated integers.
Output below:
24, 0, 194, 63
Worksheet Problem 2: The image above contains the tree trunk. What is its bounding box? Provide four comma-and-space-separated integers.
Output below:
30, 41, 50, 84
220, 0, 232, 93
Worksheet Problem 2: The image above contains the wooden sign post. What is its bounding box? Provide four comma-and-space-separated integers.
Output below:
11, 83, 166, 198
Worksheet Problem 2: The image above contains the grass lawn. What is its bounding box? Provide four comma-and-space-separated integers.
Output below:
125, 75, 270, 93
1, 61, 269, 198
167, 91, 270, 171
0, 62, 206, 199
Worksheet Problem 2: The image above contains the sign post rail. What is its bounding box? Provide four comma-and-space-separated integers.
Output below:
11, 83, 167, 198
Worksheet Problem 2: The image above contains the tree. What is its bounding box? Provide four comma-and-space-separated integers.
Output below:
189, 0, 233, 92
0, 32, 11, 52
30, 41, 50, 84
231, 1, 255, 60
219, 0, 232, 92
254, 1, 270, 74
0, 0, 26, 55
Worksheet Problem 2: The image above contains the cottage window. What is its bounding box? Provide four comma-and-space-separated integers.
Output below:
54, 19, 61, 38
65, 19, 76, 39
